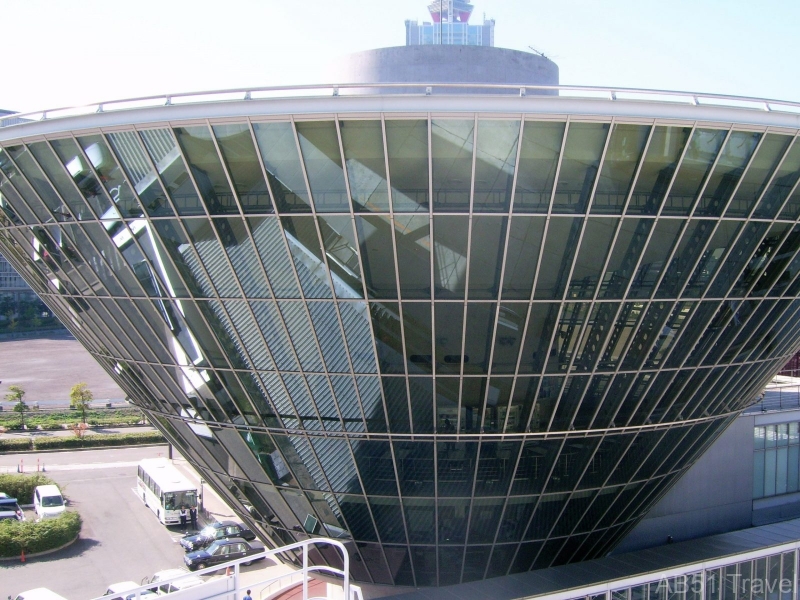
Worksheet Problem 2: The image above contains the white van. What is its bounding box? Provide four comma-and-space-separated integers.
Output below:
13, 588, 68, 600
33, 484, 65, 519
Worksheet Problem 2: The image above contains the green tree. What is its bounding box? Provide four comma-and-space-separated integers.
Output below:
4, 385, 27, 429
69, 382, 93, 424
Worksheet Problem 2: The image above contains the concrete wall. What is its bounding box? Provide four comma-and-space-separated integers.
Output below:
615, 415, 755, 553
324, 45, 559, 95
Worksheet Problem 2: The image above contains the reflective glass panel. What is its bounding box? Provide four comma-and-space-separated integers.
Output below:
468, 216, 507, 299
662, 128, 726, 216
317, 215, 363, 298
592, 124, 650, 214
340, 120, 389, 212
394, 214, 431, 299
568, 217, 616, 299
628, 126, 692, 215
535, 217, 582, 299
473, 119, 520, 212
355, 215, 397, 299
27, 141, 93, 220
280, 215, 332, 298
139, 128, 204, 216
753, 138, 800, 219
552, 122, 609, 214
212, 123, 272, 214
251, 121, 311, 213
433, 215, 468, 299
435, 302, 464, 374
173, 126, 237, 215
49, 137, 114, 217
629, 218, 684, 299
695, 131, 760, 217
502, 216, 545, 300
295, 121, 349, 212
599, 218, 654, 299
385, 120, 429, 212
727, 134, 792, 217
514, 120, 565, 213
106, 131, 174, 217
77, 134, 143, 218
432, 119, 474, 212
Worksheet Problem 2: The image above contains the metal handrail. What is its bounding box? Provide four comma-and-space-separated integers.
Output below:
2, 81, 799, 129
90, 536, 360, 600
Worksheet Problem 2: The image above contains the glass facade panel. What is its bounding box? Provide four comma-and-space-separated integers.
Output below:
211, 123, 272, 214
552, 122, 610, 213
514, 120, 565, 213
592, 124, 650, 214
696, 131, 761, 217
473, 119, 520, 212
252, 122, 312, 213
629, 126, 692, 216
173, 125, 237, 215
432, 119, 474, 211
662, 128, 726, 216
385, 120, 429, 212
340, 120, 390, 213
295, 121, 349, 212
727, 134, 793, 217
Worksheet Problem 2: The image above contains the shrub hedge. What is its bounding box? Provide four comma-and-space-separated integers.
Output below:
0, 510, 81, 558
0, 438, 32, 453
0, 473, 56, 503
0, 431, 164, 454
33, 431, 164, 451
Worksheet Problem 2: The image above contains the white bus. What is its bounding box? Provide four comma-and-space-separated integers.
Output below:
137, 458, 197, 526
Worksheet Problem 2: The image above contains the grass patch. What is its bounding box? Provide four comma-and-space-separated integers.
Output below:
0, 473, 56, 503
0, 407, 144, 431
0, 510, 81, 558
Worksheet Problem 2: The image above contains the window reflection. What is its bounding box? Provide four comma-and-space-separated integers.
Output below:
340, 120, 389, 212
212, 123, 272, 214
173, 126, 237, 215
473, 120, 520, 212
432, 119, 474, 212
295, 121, 349, 212
592, 124, 650, 214
514, 121, 565, 213
252, 122, 312, 213
553, 122, 609, 214
385, 120, 429, 212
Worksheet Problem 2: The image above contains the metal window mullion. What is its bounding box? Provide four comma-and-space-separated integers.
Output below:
485, 116, 525, 433
541, 431, 608, 550
546, 117, 571, 214
121, 128, 272, 422
631, 123, 700, 300
618, 122, 658, 214
245, 119, 278, 212
48, 135, 209, 377
204, 119, 247, 217
309, 118, 373, 432
154, 128, 268, 423
462, 116, 478, 435
684, 127, 735, 220
1, 147, 98, 299
87, 132, 253, 422
744, 131, 800, 221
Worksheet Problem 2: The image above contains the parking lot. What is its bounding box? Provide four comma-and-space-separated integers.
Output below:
1, 447, 197, 599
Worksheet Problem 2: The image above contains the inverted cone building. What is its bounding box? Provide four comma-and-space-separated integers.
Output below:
1, 43, 800, 590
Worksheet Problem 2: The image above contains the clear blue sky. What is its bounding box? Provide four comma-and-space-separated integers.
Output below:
3, 0, 799, 113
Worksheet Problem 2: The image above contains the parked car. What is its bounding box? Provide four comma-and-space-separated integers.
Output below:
0, 495, 25, 521
142, 569, 204, 596
33, 485, 65, 520
103, 581, 157, 600
12, 589, 68, 600
183, 538, 266, 571
179, 521, 255, 552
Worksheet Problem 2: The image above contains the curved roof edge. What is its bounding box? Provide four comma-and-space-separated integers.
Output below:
2, 91, 800, 143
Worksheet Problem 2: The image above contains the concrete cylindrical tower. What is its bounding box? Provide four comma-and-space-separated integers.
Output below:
326, 45, 559, 94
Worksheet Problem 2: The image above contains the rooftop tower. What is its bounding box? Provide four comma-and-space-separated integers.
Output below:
406, 0, 494, 46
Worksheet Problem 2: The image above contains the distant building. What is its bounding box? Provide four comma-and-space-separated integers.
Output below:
406, 0, 494, 46
0, 254, 35, 301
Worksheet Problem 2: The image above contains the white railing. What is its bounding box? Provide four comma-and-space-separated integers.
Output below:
2, 82, 800, 129
90, 537, 362, 600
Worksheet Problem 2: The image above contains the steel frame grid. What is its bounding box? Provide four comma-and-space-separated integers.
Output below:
4, 108, 800, 584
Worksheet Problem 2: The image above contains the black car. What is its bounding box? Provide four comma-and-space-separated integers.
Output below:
179, 521, 255, 552
183, 538, 266, 571
0, 496, 24, 522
